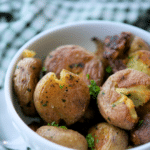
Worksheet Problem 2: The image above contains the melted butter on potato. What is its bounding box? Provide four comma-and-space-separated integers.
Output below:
111, 94, 137, 120
34, 69, 90, 126
116, 85, 150, 107
22, 49, 36, 58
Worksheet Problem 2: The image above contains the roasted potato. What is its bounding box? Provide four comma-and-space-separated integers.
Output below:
36, 126, 88, 150
127, 50, 150, 76
97, 69, 150, 130
89, 122, 128, 150
13, 57, 42, 116
34, 69, 90, 126
44, 45, 104, 86
130, 113, 150, 145
136, 101, 150, 118
128, 35, 149, 54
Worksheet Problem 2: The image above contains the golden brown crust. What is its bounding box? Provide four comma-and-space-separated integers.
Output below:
13, 57, 42, 116
89, 123, 128, 150
128, 36, 150, 54
97, 69, 150, 130
44, 45, 104, 86
36, 126, 88, 150
34, 69, 90, 126
127, 50, 150, 76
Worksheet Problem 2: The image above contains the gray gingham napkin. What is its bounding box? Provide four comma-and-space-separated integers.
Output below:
0, 0, 150, 90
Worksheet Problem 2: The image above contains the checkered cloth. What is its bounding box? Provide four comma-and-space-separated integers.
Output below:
0, 0, 150, 89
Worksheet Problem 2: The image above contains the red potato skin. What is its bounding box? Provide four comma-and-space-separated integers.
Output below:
13, 57, 42, 116
34, 69, 90, 126
44, 45, 104, 86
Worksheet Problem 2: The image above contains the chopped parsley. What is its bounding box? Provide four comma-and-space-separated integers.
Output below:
138, 120, 143, 126
27, 88, 31, 92
62, 99, 66, 102
51, 121, 59, 127
42, 67, 47, 72
60, 126, 67, 129
112, 104, 116, 107
106, 66, 112, 73
59, 85, 64, 89
42, 101, 48, 107
51, 121, 67, 129
96, 139, 99, 143
88, 80, 100, 99
86, 134, 95, 150
108, 117, 111, 122
102, 92, 105, 95
128, 56, 133, 59
86, 74, 90, 79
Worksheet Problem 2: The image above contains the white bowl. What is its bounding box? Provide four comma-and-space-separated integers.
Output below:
4, 21, 150, 150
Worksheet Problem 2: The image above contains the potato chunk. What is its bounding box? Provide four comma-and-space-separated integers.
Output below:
89, 123, 128, 150
131, 113, 150, 145
44, 45, 104, 86
97, 69, 150, 130
34, 69, 90, 126
36, 126, 88, 150
13, 57, 42, 116
128, 36, 149, 54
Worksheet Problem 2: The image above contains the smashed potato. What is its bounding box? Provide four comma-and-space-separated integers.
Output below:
44, 45, 104, 86
34, 69, 90, 126
13, 57, 42, 116
127, 50, 150, 76
36, 126, 88, 150
128, 35, 149, 54
97, 69, 150, 130
89, 122, 128, 150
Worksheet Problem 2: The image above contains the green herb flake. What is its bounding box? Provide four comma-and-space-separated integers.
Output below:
106, 66, 112, 73
112, 104, 116, 107
108, 117, 111, 122
128, 56, 133, 59
51, 121, 59, 127
60, 126, 67, 129
59, 85, 64, 89
102, 92, 105, 95
88, 80, 100, 99
86, 134, 95, 150
96, 139, 99, 143
27, 88, 31, 92
86, 74, 90, 79
42, 67, 47, 72
75, 64, 78, 67
16, 65, 19, 69
47, 123, 50, 126
62, 99, 66, 102
42, 103, 47, 107
138, 120, 143, 126
32, 66, 36, 70
42, 101, 48, 107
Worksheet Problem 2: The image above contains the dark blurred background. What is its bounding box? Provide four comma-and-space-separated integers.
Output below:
0, 0, 150, 89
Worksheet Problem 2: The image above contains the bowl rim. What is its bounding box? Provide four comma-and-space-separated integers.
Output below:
4, 20, 150, 150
